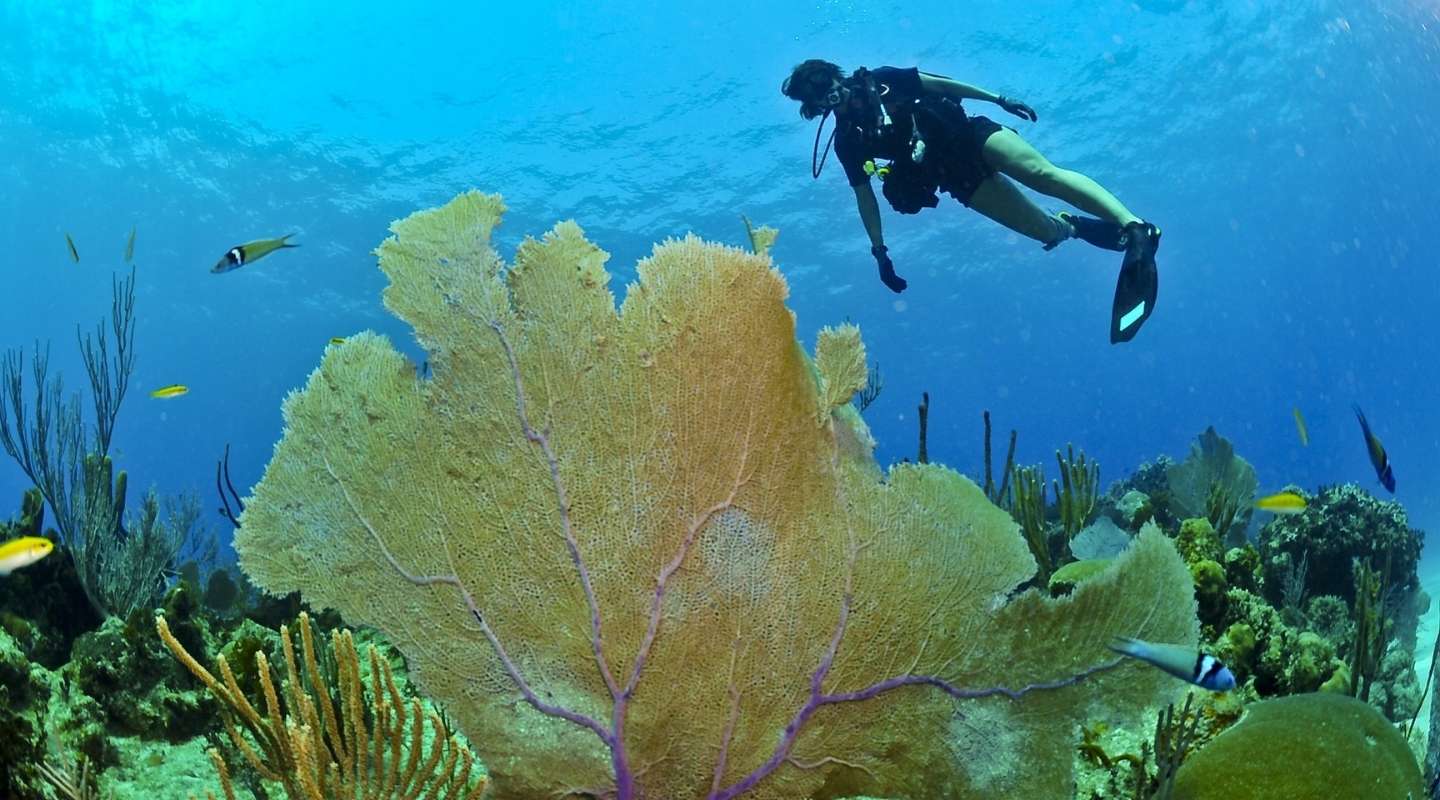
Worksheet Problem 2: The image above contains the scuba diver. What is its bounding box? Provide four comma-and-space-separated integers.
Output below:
781, 60, 1161, 343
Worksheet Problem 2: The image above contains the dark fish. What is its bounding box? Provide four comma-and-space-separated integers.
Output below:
1353, 405, 1395, 493
65, 233, 79, 262
212, 234, 299, 274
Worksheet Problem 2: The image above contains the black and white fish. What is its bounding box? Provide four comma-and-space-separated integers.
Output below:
212, 234, 299, 274
1109, 637, 1236, 691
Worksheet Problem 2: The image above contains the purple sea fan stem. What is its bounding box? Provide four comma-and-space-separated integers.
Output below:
490, 320, 624, 704
490, 320, 638, 795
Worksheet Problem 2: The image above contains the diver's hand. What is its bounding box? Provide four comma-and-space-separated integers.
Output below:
997, 96, 1038, 122
872, 245, 907, 293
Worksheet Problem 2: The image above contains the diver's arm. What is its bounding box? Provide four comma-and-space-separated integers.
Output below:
854, 182, 884, 248
918, 73, 1037, 121
918, 73, 1000, 103
854, 182, 907, 293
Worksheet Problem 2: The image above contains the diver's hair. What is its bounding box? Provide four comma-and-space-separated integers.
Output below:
781, 59, 845, 120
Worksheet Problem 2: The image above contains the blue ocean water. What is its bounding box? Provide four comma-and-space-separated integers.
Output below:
1, 0, 1437, 555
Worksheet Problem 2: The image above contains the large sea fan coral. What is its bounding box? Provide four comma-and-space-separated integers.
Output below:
235, 191, 1197, 799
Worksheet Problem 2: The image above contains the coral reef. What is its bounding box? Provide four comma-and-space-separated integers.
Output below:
0, 624, 50, 797
234, 191, 1199, 799
65, 612, 218, 740
0, 199, 1429, 800
0, 490, 104, 667
1171, 693, 1424, 799
1257, 482, 1422, 605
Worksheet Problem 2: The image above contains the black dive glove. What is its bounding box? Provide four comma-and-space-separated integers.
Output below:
872, 245, 907, 293
997, 96, 1038, 122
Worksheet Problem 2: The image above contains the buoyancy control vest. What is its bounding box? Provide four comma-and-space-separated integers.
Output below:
876, 94, 971, 214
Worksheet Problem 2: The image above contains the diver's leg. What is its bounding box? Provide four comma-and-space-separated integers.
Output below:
966, 173, 1069, 244
982, 129, 1141, 226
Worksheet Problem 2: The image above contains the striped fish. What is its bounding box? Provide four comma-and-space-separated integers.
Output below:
1109, 637, 1236, 691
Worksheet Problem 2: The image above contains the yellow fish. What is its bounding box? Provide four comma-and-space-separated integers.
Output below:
65, 233, 79, 263
329, 337, 346, 345
1255, 491, 1306, 515
1292, 406, 1309, 447
150, 384, 189, 399
0, 536, 54, 576
125, 225, 136, 263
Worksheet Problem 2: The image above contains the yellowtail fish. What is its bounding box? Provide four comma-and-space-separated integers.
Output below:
150, 384, 189, 399
1255, 491, 1306, 515
1109, 637, 1236, 691
212, 234, 299, 274
0, 536, 54, 576
65, 233, 79, 262
329, 337, 346, 345
1292, 406, 1308, 447
125, 225, 136, 263
1353, 405, 1395, 493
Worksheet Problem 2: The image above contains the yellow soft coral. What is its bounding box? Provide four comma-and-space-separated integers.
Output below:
742, 215, 779, 257
236, 190, 1197, 800
813, 324, 868, 423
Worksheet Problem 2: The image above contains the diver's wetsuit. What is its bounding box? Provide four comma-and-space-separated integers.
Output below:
833, 66, 1009, 207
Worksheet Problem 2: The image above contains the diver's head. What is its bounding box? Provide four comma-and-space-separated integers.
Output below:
781, 59, 848, 119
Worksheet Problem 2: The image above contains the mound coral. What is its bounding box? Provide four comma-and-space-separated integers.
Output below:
1171, 693, 1423, 799
235, 191, 1198, 799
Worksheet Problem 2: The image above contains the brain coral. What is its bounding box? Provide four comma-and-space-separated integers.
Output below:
236, 190, 1197, 799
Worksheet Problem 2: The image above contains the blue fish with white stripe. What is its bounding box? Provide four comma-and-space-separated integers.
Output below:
1109, 637, 1236, 691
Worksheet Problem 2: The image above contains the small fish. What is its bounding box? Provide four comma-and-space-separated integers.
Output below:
65, 233, 79, 262
150, 384, 189, 399
125, 225, 136, 263
0, 536, 54, 576
1353, 405, 1395, 493
1109, 637, 1236, 691
1292, 406, 1309, 447
329, 337, 346, 345
1256, 491, 1306, 515
212, 233, 299, 274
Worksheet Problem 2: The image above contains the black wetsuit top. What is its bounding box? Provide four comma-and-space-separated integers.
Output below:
833, 66, 954, 187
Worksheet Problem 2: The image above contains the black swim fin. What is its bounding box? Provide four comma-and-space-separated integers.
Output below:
1110, 221, 1160, 344
1058, 212, 1127, 251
